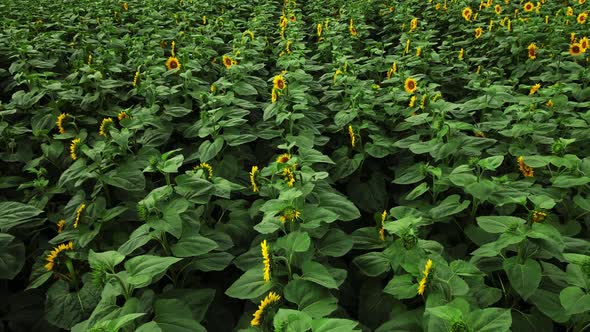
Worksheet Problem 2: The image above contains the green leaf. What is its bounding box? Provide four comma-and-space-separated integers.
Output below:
225, 267, 272, 299
425, 305, 463, 322
405, 182, 429, 200
468, 308, 511, 332
559, 287, 590, 315
274, 309, 313, 332
311, 318, 359, 332
88, 250, 125, 272
430, 195, 470, 219
477, 216, 526, 234
160, 154, 184, 173
154, 299, 206, 332
171, 228, 218, 258
383, 274, 418, 299
315, 191, 360, 221
0, 233, 25, 279
136, 322, 163, 332
125, 255, 182, 287
478, 156, 504, 170
503, 257, 541, 300
301, 261, 339, 289
189, 252, 234, 272
275, 231, 311, 256
317, 229, 353, 257
0, 201, 44, 231
198, 137, 224, 163
465, 180, 496, 201
529, 289, 571, 323
352, 252, 391, 277
160, 288, 216, 322
103, 164, 146, 191
284, 279, 337, 318
45, 280, 101, 329
551, 175, 590, 188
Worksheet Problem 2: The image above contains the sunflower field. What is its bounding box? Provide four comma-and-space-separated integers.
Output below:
1, 0, 590, 331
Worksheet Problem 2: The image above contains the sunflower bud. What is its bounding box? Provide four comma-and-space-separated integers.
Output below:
401, 229, 418, 249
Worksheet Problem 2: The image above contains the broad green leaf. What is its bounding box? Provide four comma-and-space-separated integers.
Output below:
551, 175, 590, 188
88, 250, 125, 272
559, 287, 590, 315
353, 252, 391, 277
189, 252, 234, 272
125, 255, 182, 287
311, 318, 359, 332
0, 233, 25, 279
275, 231, 311, 256
468, 308, 511, 332
198, 137, 224, 163
478, 156, 504, 170
383, 274, 418, 299
154, 299, 206, 332
0, 201, 44, 231
477, 216, 526, 234
430, 195, 470, 219
503, 257, 541, 300
225, 267, 272, 299
284, 279, 337, 318
45, 280, 101, 329
315, 191, 360, 221
171, 231, 218, 258
103, 164, 146, 191
317, 229, 353, 257
273, 309, 313, 332
301, 261, 339, 289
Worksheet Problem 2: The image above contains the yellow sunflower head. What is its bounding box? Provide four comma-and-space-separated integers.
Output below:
475, 27, 483, 39
523, 2, 534, 12
276, 153, 291, 163
462, 7, 473, 21
273, 75, 286, 90
99, 118, 114, 137
570, 42, 583, 56
527, 43, 537, 60
577, 12, 588, 24
70, 138, 82, 161
222, 55, 234, 69
404, 77, 417, 94
567, 7, 574, 16
165, 56, 181, 70
495, 4, 502, 15
580, 37, 589, 51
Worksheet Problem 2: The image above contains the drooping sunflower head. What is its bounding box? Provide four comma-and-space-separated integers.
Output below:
410, 18, 418, 32
317, 23, 323, 37
523, 1, 534, 11
261, 240, 271, 282
99, 118, 114, 137
348, 125, 356, 148
349, 18, 357, 36
517, 156, 534, 177
249, 166, 260, 193
222, 55, 234, 69
409, 95, 417, 107
194, 162, 214, 179
527, 43, 537, 60
70, 138, 82, 161
250, 292, 281, 327
57, 219, 66, 233
56, 113, 69, 134
276, 153, 291, 163
165, 56, 181, 70
567, 6, 574, 16
495, 4, 502, 15
273, 75, 286, 90
271, 88, 278, 103
570, 42, 583, 56
404, 77, 417, 94
44, 241, 74, 272
529, 83, 541, 95
462, 7, 473, 21
578, 12, 588, 24
118, 111, 129, 121
458, 48, 464, 60
475, 27, 483, 39
580, 37, 589, 51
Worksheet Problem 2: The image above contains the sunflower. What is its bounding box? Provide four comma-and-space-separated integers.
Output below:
417, 259, 433, 295
57, 219, 66, 233
273, 75, 286, 90
99, 118, 113, 137
194, 162, 213, 179
251, 292, 281, 327
44, 241, 74, 272
70, 138, 81, 160
165, 56, 180, 70
571, 33, 577, 43
529, 83, 541, 95
577, 12, 587, 24
56, 113, 69, 134
567, 7, 574, 16
74, 203, 86, 228
404, 77, 417, 94
118, 111, 128, 121
271, 88, 278, 103
570, 43, 583, 56
132, 70, 140, 87
122, 2, 128, 11
222, 55, 234, 69
410, 18, 418, 32
527, 43, 537, 60
405, 39, 411, 54
409, 95, 417, 107
282, 166, 296, 187
546, 99, 554, 108
348, 125, 356, 148
581, 0, 586, 4
261, 240, 271, 282
458, 48, 464, 60
317, 23, 323, 37
475, 27, 483, 39
523, 2, 534, 11
518, 156, 534, 177
532, 211, 547, 223
580, 37, 589, 51
494, 4, 502, 15
249, 166, 259, 193
279, 208, 300, 223
276, 153, 291, 163
462, 7, 473, 21
416, 47, 422, 57
349, 18, 357, 36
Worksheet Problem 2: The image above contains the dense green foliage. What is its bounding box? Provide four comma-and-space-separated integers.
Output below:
1, 0, 590, 331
